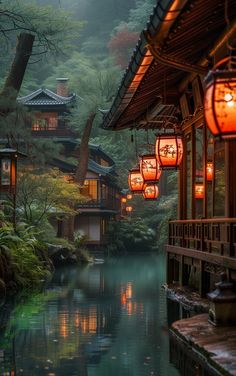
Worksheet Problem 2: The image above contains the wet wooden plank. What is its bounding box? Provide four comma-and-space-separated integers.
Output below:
171, 314, 236, 375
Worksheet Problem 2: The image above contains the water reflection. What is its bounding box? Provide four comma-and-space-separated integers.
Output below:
0, 254, 180, 376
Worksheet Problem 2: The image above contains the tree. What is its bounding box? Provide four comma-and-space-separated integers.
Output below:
108, 27, 138, 67
44, 53, 122, 184
17, 168, 85, 226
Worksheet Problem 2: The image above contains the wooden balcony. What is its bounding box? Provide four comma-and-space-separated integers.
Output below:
78, 197, 120, 212
31, 127, 77, 138
168, 218, 236, 258
167, 219, 236, 295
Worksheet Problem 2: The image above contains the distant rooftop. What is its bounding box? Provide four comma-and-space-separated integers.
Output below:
17, 88, 76, 107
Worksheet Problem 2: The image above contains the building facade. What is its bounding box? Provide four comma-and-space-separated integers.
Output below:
18, 79, 120, 246
101, 0, 236, 294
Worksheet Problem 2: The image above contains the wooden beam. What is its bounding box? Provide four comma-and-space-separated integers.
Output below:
166, 244, 236, 270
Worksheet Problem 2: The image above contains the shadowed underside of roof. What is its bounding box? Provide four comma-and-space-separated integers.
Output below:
101, 0, 236, 131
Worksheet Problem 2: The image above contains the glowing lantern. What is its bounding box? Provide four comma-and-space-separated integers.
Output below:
143, 183, 159, 200
128, 168, 144, 193
121, 197, 127, 203
140, 154, 162, 182
155, 134, 183, 169
204, 58, 236, 139
127, 193, 133, 200
206, 162, 213, 181
0, 148, 26, 194
126, 206, 133, 212
195, 183, 204, 199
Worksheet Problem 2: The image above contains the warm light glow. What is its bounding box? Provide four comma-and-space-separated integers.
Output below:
155, 134, 183, 169
204, 61, 236, 139
127, 193, 133, 200
143, 183, 159, 200
206, 162, 213, 181
195, 183, 204, 199
121, 197, 127, 203
126, 206, 133, 212
140, 154, 161, 182
128, 168, 144, 193
59, 314, 68, 338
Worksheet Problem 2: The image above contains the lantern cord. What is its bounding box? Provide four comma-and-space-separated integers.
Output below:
134, 129, 139, 160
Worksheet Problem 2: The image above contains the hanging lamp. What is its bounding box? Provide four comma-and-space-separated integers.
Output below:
155, 133, 183, 169
143, 183, 159, 200
128, 167, 144, 193
140, 154, 162, 182
204, 57, 236, 139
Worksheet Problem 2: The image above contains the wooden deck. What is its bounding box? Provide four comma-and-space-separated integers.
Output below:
170, 314, 236, 376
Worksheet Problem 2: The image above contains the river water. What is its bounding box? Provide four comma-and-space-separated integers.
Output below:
0, 253, 182, 376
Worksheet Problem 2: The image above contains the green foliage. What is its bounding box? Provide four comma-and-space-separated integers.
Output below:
0, 219, 49, 289
17, 167, 85, 226
0, 0, 81, 55
107, 217, 157, 254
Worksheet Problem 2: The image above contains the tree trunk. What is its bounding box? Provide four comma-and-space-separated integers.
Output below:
75, 112, 96, 185
1, 33, 35, 98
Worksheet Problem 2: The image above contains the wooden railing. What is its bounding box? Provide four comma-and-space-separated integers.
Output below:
78, 197, 120, 211
168, 218, 236, 258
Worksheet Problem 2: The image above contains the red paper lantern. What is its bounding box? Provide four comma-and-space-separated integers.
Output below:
143, 183, 159, 200
155, 134, 183, 169
140, 154, 162, 182
128, 168, 144, 193
195, 183, 204, 199
204, 58, 236, 139
206, 162, 213, 182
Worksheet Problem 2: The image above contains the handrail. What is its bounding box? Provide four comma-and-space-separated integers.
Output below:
169, 218, 236, 224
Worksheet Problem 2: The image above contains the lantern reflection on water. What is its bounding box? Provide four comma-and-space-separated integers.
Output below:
155, 134, 183, 169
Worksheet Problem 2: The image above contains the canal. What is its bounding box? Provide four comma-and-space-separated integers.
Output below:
0, 253, 182, 376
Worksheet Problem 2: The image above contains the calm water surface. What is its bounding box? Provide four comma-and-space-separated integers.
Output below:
0, 253, 181, 376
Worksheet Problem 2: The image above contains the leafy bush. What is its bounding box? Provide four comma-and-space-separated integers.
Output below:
107, 218, 157, 254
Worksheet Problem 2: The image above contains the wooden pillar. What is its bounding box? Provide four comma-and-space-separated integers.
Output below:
191, 126, 196, 219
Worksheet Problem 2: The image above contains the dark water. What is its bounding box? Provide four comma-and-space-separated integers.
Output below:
0, 253, 182, 376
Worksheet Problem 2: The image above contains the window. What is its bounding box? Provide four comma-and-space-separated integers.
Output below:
213, 144, 225, 217
32, 112, 58, 131
82, 180, 98, 200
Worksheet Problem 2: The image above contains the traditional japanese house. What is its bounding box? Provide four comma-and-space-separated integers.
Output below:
18, 79, 121, 246
101, 1, 236, 297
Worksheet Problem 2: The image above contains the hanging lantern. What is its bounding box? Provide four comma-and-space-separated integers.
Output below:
140, 154, 162, 182
143, 183, 159, 200
127, 193, 133, 200
204, 58, 236, 139
206, 162, 213, 182
0, 148, 26, 194
126, 206, 133, 212
121, 197, 127, 203
195, 183, 204, 199
128, 168, 144, 193
155, 134, 183, 169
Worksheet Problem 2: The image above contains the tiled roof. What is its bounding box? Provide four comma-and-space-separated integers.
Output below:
52, 157, 115, 177
17, 88, 76, 106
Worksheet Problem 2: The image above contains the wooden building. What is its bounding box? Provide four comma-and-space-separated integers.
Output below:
18, 79, 121, 246
101, 0, 236, 295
